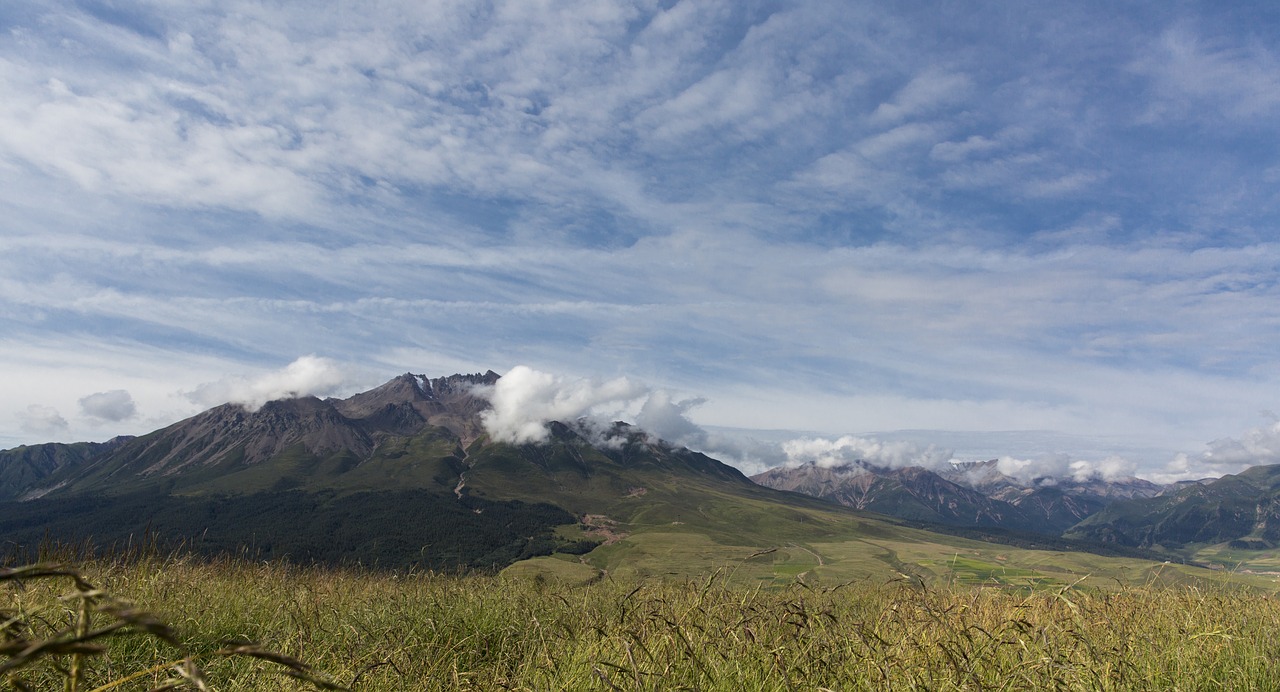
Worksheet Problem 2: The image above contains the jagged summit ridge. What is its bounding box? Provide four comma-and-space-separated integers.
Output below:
331, 371, 498, 443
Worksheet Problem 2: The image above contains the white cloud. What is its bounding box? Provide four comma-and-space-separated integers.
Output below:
930, 134, 1001, 162
1202, 419, 1280, 468
782, 435, 953, 470
634, 390, 707, 447
990, 453, 1136, 483
0, 69, 323, 219
855, 123, 939, 160
186, 355, 352, 411
1153, 418, 1280, 482
78, 389, 137, 422
18, 404, 69, 437
477, 365, 648, 444
1021, 170, 1104, 198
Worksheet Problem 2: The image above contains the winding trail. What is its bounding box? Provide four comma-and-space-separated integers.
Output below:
788, 543, 826, 566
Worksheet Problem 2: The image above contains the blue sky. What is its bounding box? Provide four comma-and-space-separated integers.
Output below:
3, 1, 1280, 480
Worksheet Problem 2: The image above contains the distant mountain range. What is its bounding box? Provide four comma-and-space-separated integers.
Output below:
750, 454, 1280, 556
751, 459, 1164, 535
2, 371, 1275, 571
1067, 464, 1280, 550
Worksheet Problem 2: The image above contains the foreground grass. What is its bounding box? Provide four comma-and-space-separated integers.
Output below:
4, 553, 1280, 690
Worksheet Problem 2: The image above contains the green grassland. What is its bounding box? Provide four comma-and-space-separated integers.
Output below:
6, 550, 1280, 691
1188, 543, 1280, 575
511, 523, 1280, 593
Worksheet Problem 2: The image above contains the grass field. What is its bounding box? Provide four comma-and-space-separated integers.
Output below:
511, 523, 1280, 594
6, 546, 1280, 691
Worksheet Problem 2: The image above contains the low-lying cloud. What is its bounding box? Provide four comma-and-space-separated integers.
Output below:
987, 453, 1136, 483
186, 355, 350, 411
782, 435, 954, 470
473, 366, 790, 473
469, 366, 1150, 483
778, 435, 1140, 485
78, 389, 137, 422
478, 366, 649, 444
634, 391, 708, 448
465, 366, 1280, 486
1158, 417, 1280, 482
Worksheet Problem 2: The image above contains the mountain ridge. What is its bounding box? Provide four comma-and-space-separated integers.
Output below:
1, 370, 1268, 577
753, 458, 1169, 536
0, 371, 878, 570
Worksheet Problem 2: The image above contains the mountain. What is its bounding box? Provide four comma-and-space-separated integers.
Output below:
751, 461, 1040, 530
0, 370, 1200, 582
753, 459, 1166, 535
47, 372, 500, 497
0, 436, 133, 501
1066, 464, 1280, 550
0, 372, 866, 570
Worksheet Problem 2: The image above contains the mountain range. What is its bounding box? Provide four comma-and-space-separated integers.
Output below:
1067, 464, 1280, 550
751, 458, 1164, 535
0, 372, 874, 570
2, 370, 1277, 575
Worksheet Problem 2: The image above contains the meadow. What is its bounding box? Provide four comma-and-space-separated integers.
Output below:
5, 548, 1280, 691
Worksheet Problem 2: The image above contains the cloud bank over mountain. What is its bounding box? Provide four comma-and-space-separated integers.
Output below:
478, 366, 648, 444
186, 356, 352, 412
782, 436, 953, 471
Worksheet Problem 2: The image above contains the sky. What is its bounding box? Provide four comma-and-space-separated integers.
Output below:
3, 1, 1280, 482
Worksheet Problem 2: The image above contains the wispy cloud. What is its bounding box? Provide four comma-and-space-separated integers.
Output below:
1, 1, 1279, 483
1133, 25, 1280, 122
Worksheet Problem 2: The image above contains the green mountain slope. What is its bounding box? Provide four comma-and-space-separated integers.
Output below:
0, 437, 132, 501
1066, 464, 1280, 550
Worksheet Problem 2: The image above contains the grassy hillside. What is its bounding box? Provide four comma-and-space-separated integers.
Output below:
5, 551, 1279, 690
1068, 464, 1280, 551
0, 439, 127, 500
